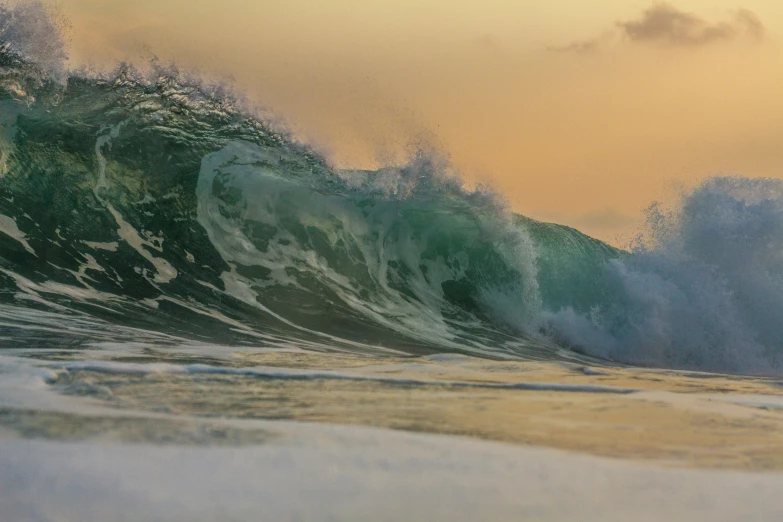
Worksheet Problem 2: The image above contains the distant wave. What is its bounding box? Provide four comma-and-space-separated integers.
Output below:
1, 2, 781, 374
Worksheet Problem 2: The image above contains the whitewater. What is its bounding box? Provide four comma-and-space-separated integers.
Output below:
2, 3, 783, 520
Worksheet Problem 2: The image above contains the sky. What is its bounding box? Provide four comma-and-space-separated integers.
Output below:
47, 0, 783, 243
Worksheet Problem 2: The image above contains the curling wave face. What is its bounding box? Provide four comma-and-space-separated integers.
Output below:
0, 33, 564, 358
1, 3, 782, 374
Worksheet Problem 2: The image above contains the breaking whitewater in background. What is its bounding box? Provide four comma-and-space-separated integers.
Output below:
1, 1, 783, 375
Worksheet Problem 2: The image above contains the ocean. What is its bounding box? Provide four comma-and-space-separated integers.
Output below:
2, 2, 783, 520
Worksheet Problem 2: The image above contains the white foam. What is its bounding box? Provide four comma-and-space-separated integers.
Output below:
1, 425, 781, 522
0, 212, 34, 255
0, 266, 118, 303
0, 303, 189, 346
92, 124, 177, 284
546, 177, 783, 374
83, 241, 119, 252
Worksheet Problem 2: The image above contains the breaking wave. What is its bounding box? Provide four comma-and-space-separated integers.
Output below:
1, 2, 782, 374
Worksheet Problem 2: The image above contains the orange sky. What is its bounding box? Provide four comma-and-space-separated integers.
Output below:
51, 0, 783, 243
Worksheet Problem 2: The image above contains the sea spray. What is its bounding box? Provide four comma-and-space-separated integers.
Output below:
545, 177, 783, 373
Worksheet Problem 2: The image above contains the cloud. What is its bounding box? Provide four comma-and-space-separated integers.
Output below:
551, 3, 765, 53
618, 3, 765, 46
548, 38, 601, 55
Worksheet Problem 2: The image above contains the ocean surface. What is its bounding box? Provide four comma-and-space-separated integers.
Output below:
2, 3, 783, 520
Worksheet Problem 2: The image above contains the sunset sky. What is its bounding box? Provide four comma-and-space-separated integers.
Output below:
54, 0, 783, 243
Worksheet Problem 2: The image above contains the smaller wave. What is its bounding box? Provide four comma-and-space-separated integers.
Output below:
545, 177, 783, 375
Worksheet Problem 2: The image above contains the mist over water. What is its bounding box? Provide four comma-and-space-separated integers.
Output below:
1, 2, 783, 375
